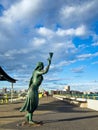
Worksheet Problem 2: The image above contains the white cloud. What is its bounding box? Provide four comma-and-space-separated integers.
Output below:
75, 25, 87, 36
56, 25, 87, 36
0, 48, 32, 60
70, 81, 98, 91
56, 28, 75, 36
31, 37, 46, 47
60, 6, 76, 18
59, 0, 98, 26
51, 59, 76, 70
1, 0, 41, 24
77, 52, 98, 60
36, 27, 55, 38
61, 1, 94, 18
71, 66, 85, 73
92, 34, 98, 42
0, 0, 19, 9
92, 42, 98, 46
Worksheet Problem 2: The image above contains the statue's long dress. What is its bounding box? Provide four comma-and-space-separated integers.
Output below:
20, 86, 38, 113
20, 75, 43, 113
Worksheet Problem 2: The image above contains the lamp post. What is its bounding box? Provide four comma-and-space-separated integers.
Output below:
11, 83, 13, 103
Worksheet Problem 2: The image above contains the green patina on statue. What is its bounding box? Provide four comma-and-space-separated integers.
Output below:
20, 52, 53, 125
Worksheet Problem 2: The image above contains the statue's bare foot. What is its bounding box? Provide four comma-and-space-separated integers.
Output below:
16, 121, 43, 127
29, 121, 43, 126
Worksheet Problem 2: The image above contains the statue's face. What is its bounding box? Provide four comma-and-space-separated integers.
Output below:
36, 62, 44, 70
39, 63, 44, 70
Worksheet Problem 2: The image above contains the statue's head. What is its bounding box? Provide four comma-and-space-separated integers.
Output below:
35, 62, 44, 70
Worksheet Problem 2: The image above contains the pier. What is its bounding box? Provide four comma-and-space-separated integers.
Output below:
0, 96, 98, 130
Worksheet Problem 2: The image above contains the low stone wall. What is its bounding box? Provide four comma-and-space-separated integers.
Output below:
53, 95, 98, 111
87, 99, 98, 111
53, 95, 87, 108
63, 97, 87, 108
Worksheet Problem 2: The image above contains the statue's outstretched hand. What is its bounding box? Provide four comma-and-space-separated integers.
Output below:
47, 58, 51, 65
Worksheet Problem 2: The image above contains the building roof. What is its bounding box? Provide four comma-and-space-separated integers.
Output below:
0, 66, 17, 83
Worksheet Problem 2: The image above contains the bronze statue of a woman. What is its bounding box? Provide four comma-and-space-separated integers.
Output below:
20, 53, 53, 125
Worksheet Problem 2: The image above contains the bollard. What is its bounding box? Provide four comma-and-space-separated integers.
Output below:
0, 99, 4, 104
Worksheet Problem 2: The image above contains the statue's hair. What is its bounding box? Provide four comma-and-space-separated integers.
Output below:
35, 62, 44, 70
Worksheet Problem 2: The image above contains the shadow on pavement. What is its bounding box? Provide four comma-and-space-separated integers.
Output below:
1, 114, 98, 130
43, 114, 98, 124
37, 98, 94, 113
0, 115, 23, 118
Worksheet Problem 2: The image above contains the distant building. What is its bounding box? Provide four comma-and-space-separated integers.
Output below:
70, 90, 83, 95
83, 91, 93, 95
64, 85, 70, 93
2, 87, 7, 93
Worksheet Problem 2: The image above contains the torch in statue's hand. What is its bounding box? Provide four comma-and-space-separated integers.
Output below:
49, 52, 53, 60
47, 52, 53, 65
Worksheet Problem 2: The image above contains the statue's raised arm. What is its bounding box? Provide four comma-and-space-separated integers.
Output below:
36, 52, 53, 75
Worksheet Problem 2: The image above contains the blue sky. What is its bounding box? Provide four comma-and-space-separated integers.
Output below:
0, 0, 98, 92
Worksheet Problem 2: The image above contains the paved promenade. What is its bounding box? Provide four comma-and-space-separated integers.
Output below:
0, 96, 98, 130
